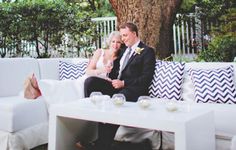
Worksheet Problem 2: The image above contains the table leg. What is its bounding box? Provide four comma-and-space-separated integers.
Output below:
175, 111, 215, 150
49, 115, 97, 150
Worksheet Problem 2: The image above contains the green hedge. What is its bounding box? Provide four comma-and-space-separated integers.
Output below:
0, 0, 97, 58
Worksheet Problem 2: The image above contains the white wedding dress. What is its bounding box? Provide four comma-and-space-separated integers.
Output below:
74, 49, 107, 99
38, 50, 106, 108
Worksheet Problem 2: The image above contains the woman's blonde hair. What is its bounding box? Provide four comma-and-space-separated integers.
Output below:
105, 31, 121, 49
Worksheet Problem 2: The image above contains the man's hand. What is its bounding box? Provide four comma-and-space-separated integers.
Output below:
111, 79, 125, 89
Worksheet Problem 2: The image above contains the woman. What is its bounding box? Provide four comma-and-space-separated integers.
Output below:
31, 31, 122, 107
85, 31, 122, 78
74, 31, 122, 98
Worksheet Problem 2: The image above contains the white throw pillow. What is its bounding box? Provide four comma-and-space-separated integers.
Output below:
38, 79, 85, 108
149, 60, 185, 101
189, 66, 236, 104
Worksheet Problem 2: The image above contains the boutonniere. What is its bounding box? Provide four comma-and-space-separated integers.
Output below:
135, 47, 144, 55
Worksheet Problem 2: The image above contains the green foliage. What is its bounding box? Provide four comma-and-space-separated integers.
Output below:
197, 35, 236, 62
197, 8, 236, 62
180, 0, 196, 13
180, 0, 235, 16
195, 0, 235, 18
0, 0, 97, 58
171, 54, 198, 62
179, 0, 236, 62
64, 0, 115, 17
217, 8, 236, 35
92, 0, 115, 17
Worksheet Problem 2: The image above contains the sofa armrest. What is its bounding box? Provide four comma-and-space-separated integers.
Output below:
231, 135, 236, 150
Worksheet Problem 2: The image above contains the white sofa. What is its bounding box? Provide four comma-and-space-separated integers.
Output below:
0, 58, 86, 150
0, 58, 236, 150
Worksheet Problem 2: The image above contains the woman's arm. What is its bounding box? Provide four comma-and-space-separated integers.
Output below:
85, 49, 106, 76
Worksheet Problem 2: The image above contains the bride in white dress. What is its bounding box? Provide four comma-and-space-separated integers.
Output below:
76, 31, 122, 98
38, 31, 122, 107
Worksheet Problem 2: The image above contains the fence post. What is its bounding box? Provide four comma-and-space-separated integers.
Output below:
194, 6, 203, 52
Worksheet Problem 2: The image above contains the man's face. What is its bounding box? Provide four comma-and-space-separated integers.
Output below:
120, 27, 137, 47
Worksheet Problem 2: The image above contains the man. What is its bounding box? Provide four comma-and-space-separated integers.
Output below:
83, 22, 156, 150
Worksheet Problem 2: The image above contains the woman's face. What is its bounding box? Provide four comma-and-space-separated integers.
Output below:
110, 36, 122, 52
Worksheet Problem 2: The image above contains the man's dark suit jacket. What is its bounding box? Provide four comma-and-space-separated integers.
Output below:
110, 41, 156, 102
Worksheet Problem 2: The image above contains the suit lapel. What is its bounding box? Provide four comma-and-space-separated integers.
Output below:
122, 42, 145, 72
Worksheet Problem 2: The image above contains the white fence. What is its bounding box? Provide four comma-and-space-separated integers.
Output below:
91, 17, 117, 48
172, 14, 199, 58
1, 15, 204, 58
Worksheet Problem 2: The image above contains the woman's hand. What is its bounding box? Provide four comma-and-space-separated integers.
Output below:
104, 65, 112, 74
104, 60, 113, 74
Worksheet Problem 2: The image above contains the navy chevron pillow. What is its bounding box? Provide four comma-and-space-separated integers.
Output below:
59, 61, 88, 80
149, 60, 185, 101
189, 66, 236, 104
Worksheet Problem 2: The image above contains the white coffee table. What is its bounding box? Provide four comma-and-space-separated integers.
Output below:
48, 99, 215, 150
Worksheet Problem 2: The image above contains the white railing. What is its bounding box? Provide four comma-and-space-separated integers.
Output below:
91, 17, 117, 48
172, 14, 197, 58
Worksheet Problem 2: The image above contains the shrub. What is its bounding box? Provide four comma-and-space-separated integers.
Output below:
197, 35, 236, 62
197, 8, 236, 62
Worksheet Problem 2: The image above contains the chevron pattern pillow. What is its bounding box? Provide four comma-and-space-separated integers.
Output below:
189, 66, 236, 104
149, 60, 185, 101
59, 61, 88, 80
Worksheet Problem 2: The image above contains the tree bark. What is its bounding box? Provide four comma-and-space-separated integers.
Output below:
109, 0, 182, 59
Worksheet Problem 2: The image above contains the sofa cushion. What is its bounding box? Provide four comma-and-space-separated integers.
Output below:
149, 61, 185, 101
231, 135, 236, 150
0, 96, 48, 132
59, 61, 88, 80
0, 58, 40, 97
39, 79, 85, 108
189, 66, 236, 104
182, 62, 236, 103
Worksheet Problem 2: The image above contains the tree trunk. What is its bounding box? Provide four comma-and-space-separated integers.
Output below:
109, 0, 182, 59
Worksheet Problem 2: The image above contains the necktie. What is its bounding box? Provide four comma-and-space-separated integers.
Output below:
118, 48, 132, 79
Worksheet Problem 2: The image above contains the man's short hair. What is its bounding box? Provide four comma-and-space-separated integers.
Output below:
119, 22, 138, 36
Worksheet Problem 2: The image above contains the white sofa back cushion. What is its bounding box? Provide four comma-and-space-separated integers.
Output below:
182, 62, 236, 102
189, 65, 236, 104
182, 62, 236, 138
38, 58, 88, 80
0, 58, 40, 97
149, 60, 185, 101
